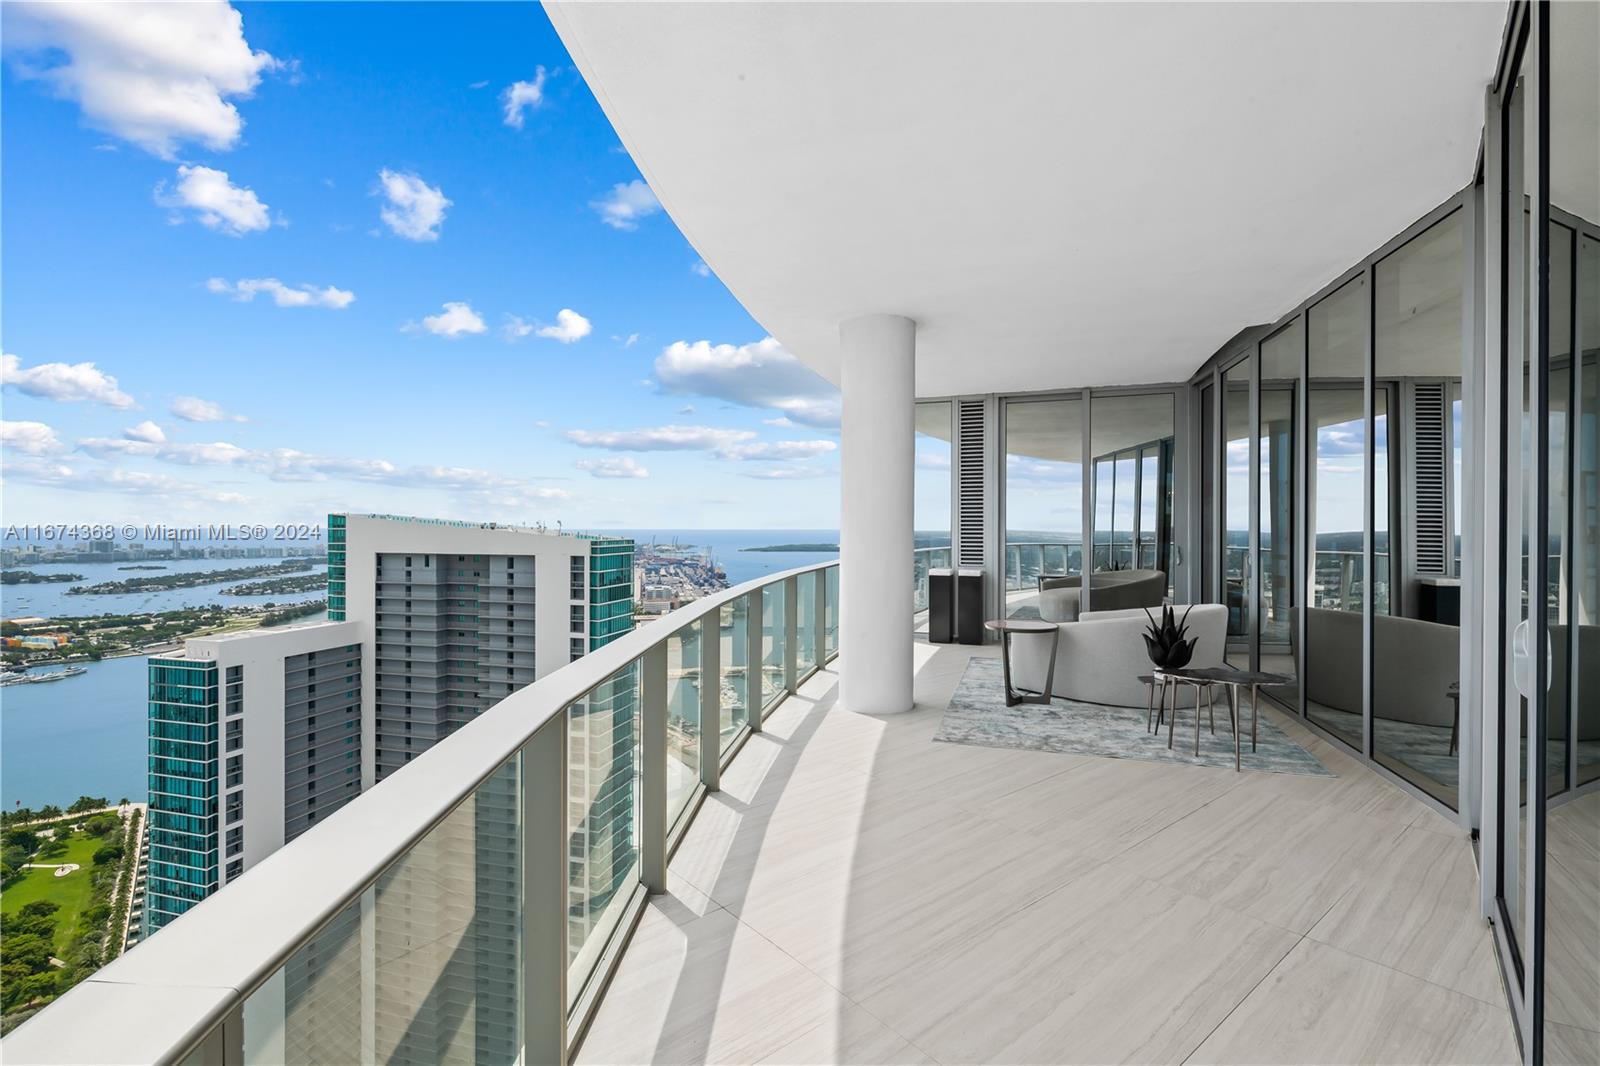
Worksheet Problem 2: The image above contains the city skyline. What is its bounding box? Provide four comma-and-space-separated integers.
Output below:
0, 2, 844, 530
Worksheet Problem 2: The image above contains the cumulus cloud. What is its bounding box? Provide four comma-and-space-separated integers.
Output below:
590, 179, 660, 230
1, 420, 66, 456
156, 164, 270, 235
376, 168, 450, 241
654, 337, 840, 427
576, 457, 648, 479
502, 315, 535, 341
536, 308, 592, 343
124, 420, 166, 443
206, 277, 354, 308
2, 0, 277, 157
718, 440, 837, 461
2, 352, 135, 408
691, 260, 711, 277
742, 467, 833, 480
2, 454, 251, 505
501, 68, 546, 128
80, 436, 250, 465
171, 395, 247, 423
563, 425, 756, 453
408, 301, 487, 338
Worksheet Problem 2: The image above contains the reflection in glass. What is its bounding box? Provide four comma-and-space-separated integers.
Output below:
1088, 393, 1175, 614
1201, 383, 1216, 600
1223, 359, 1250, 665
824, 566, 839, 658
720, 598, 748, 738
1544, 8, 1599, 1054
1004, 398, 1083, 611
1305, 274, 1367, 750
568, 662, 640, 1004
1260, 320, 1300, 706
797, 573, 817, 676
1370, 210, 1465, 806
666, 628, 700, 823
914, 402, 954, 613
761, 583, 785, 709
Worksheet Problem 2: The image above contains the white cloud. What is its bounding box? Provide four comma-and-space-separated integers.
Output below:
678, 405, 697, 416
2, 352, 135, 408
501, 67, 546, 128
376, 168, 450, 241
408, 301, 486, 338
742, 467, 833, 480
80, 436, 250, 465
564, 425, 756, 452
611, 332, 639, 348
2, 454, 251, 505
717, 440, 837, 461
3, 0, 277, 157
156, 164, 270, 235
1, 420, 65, 456
536, 308, 592, 344
763, 416, 796, 428
502, 315, 535, 340
576, 457, 649, 479
691, 260, 711, 278
590, 179, 660, 230
123, 420, 166, 443
654, 337, 840, 428
206, 277, 354, 308
170, 395, 247, 423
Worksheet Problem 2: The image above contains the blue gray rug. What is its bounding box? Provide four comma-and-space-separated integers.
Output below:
936, 657, 1334, 777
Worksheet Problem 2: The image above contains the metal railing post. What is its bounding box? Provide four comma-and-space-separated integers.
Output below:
745, 591, 764, 731
783, 575, 799, 694
698, 614, 721, 791
812, 569, 827, 668
521, 721, 568, 1066
640, 643, 667, 894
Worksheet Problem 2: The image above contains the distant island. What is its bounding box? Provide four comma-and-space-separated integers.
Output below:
742, 543, 839, 553
67, 560, 314, 596
117, 564, 168, 571
1, 570, 84, 585
221, 573, 328, 596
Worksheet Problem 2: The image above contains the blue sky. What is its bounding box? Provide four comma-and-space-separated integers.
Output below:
1, 1, 844, 532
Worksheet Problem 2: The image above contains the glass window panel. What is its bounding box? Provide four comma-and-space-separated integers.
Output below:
1139, 449, 1160, 571
1223, 360, 1251, 665
1260, 320, 1301, 707
1201, 383, 1216, 600
1089, 393, 1174, 614
720, 598, 748, 738
1093, 458, 1115, 571
243, 756, 524, 1063
1577, 235, 1599, 792
915, 402, 954, 613
797, 574, 818, 675
1306, 274, 1367, 751
567, 663, 640, 1004
761, 584, 785, 709
1004, 398, 1083, 612
1367, 211, 1466, 805
1113, 453, 1137, 568
666, 629, 700, 823
824, 566, 839, 658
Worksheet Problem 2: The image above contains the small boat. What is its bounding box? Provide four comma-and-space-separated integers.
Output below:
0, 666, 88, 687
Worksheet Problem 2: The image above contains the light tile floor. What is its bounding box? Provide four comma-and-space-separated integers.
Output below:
576, 641, 1518, 1065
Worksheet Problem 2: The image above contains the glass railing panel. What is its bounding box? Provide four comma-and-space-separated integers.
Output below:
240, 756, 523, 1065
665, 628, 701, 824
566, 661, 641, 1007
797, 574, 817, 675
761, 585, 785, 709
824, 566, 839, 658
720, 598, 749, 737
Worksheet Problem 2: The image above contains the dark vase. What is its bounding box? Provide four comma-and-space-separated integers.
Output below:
1142, 604, 1197, 670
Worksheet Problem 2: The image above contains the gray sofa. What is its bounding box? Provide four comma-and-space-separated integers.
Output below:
1011, 603, 1227, 706
1037, 568, 1166, 622
1305, 607, 1458, 728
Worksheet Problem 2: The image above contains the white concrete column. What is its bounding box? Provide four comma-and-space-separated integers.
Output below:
839, 313, 915, 714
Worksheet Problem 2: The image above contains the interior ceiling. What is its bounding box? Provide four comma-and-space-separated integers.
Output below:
550, 2, 1508, 399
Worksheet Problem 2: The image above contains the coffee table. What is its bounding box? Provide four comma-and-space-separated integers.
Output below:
1154, 665, 1293, 771
984, 618, 1059, 706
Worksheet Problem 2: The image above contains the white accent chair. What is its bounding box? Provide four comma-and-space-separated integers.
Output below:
1010, 604, 1227, 706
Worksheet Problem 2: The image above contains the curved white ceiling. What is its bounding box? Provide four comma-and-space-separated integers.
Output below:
550, 1, 1507, 398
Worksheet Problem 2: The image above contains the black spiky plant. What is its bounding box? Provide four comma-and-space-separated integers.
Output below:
1141, 604, 1197, 669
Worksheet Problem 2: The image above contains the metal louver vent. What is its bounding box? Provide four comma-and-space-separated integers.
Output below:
1413, 382, 1448, 574
956, 399, 986, 567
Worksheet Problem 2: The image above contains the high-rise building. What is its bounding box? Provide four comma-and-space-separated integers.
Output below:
145, 621, 364, 934
146, 513, 635, 1062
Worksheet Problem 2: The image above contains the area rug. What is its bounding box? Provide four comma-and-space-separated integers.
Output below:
936, 657, 1334, 777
